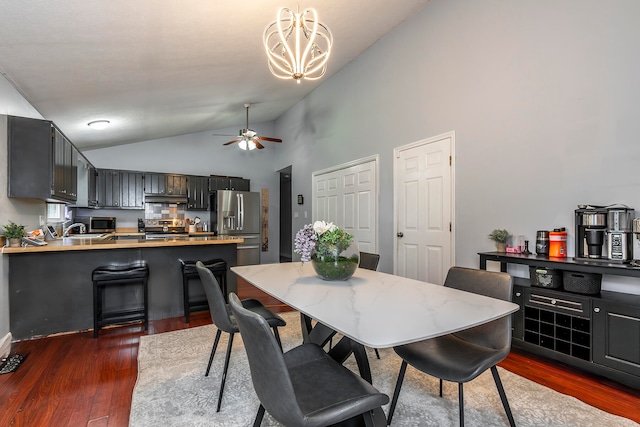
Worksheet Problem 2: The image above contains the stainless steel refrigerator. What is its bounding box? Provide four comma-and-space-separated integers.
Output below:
210, 190, 261, 265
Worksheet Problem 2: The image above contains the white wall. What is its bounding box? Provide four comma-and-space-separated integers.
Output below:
0, 75, 47, 339
274, 0, 640, 294
83, 121, 281, 263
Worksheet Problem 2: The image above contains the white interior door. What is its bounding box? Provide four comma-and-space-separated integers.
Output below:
394, 132, 455, 285
313, 156, 378, 253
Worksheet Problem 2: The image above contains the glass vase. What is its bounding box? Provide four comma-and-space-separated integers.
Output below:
311, 242, 359, 281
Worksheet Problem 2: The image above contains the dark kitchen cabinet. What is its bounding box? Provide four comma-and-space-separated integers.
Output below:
7, 115, 78, 202
480, 251, 640, 389
75, 155, 98, 208
144, 173, 188, 196
96, 169, 121, 208
187, 176, 209, 210
144, 173, 166, 195
512, 283, 524, 340
96, 169, 144, 209
522, 287, 592, 361
120, 171, 144, 209
166, 174, 188, 195
87, 164, 97, 207
210, 176, 250, 191
593, 294, 640, 377
52, 129, 78, 201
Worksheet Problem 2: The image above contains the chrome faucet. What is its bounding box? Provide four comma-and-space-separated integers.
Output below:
63, 223, 86, 237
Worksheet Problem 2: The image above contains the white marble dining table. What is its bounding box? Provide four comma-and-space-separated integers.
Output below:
231, 262, 519, 348
231, 262, 519, 427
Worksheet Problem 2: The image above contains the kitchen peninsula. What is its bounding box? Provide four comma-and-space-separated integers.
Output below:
4, 235, 242, 340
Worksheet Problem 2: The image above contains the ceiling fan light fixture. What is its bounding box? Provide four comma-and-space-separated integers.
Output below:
238, 138, 257, 151
222, 103, 282, 150
263, 4, 333, 84
87, 120, 110, 130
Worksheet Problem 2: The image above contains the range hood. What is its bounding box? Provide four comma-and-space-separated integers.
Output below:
144, 195, 188, 204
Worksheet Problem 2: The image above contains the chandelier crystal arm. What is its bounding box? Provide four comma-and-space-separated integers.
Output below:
299, 8, 319, 74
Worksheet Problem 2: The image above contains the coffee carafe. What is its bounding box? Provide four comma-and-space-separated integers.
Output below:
574, 207, 607, 260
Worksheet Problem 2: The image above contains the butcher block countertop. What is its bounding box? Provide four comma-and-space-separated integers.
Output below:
2, 234, 243, 254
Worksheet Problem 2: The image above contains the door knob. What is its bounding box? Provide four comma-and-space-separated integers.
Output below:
397, 232, 404, 238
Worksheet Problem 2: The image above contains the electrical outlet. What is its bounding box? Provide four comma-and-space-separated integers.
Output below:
294, 211, 299, 218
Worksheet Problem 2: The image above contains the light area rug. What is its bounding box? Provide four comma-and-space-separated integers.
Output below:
130, 312, 638, 427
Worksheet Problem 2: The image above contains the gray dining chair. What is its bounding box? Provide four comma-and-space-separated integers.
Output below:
195, 261, 286, 413
386, 266, 516, 427
228, 292, 389, 427
359, 251, 381, 271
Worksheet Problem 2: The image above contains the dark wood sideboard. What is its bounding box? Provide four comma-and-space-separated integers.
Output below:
479, 252, 640, 390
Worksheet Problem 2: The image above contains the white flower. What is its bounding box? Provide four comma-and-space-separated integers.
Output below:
313, 220, 336, 235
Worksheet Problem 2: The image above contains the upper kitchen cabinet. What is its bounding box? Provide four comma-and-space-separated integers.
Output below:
166, 174, 188, 195
96, 169, 144, 209
144, 173, 188, 196
210, 176, 250, 191
120, 171, 144, 209
96, 169, 121, 208
7, 115, 78, 202
187, 175, 209, 210
52, 128, 78, 201
75, 155, 98, 208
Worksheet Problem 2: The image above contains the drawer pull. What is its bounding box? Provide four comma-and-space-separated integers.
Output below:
594, 307, 600, 313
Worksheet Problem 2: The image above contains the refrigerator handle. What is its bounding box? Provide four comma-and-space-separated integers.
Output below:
238, 193, 244, 231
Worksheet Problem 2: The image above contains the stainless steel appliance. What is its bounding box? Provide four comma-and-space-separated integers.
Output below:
89, 216, 116, 233
144, 218, 189, 239
210, 190, 261, 265
575, 207, 607, 260
575, 205, 634, 263
633, 218, 640, 262
606, 207, 634, 261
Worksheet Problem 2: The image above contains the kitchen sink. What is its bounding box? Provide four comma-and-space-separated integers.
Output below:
65, 233, 109, 240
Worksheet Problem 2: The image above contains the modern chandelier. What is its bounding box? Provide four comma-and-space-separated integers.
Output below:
263, 3, 333, 84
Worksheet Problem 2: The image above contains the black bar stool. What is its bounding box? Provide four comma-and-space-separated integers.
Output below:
180, 259, 227, 323
92, 261, 149, 338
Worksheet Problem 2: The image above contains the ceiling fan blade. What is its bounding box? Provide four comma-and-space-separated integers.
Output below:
256, 136, 282, 143
254, 139, 265, 149
223, 138, 241, 146
212, 133, 236, 137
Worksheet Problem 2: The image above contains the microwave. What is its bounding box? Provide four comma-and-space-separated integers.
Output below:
89, 216, 116, 233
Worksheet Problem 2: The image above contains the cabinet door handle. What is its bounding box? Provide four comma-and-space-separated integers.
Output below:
515, 292, 521, 297
594, 307, 600, 313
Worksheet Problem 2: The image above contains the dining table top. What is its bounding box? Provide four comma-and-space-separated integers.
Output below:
231, 262, 519, 349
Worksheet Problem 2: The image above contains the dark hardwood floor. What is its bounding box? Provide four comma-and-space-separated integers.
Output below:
2, 311, 640, 427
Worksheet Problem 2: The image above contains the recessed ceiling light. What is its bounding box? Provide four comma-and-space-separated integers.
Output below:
87, 120, 110, 130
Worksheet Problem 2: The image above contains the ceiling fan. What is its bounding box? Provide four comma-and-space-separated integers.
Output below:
218, 104, 282, 150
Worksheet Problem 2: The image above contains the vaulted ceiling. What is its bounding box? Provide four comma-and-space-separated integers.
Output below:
0, 0, 430, 150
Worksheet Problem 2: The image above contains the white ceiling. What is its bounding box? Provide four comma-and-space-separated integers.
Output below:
0, 0, 430, 150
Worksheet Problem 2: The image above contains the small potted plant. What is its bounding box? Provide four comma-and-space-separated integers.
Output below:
488, 229, 510, 253
2, 221, 26, 247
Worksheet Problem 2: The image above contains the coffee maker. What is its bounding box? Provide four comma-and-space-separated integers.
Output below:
606, 207, 634, 262
575, 207, 607, 260
575, 205, 634, 263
